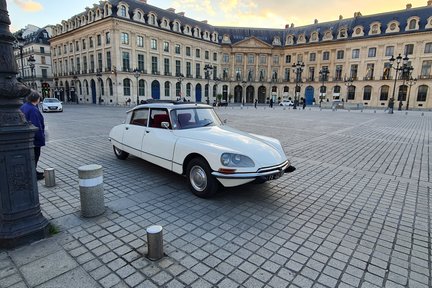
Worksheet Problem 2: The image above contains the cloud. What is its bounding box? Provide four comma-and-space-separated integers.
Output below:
13, 0, 43, 12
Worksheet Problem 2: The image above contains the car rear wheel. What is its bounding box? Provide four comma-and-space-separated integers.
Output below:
186, 158, 219, 198
113, 145, 129, 160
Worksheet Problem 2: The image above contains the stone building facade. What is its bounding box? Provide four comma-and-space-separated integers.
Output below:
49, 0, 432, 109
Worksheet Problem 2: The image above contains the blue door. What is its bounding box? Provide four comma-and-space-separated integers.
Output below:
91, 79, 96, 104
196, 84, 202, 102
151, 81, 160, 99
305, 86, 314, 105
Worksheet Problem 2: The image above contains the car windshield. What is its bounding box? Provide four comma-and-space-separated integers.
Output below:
171, 107, 222, 130
44, 98, 60, 103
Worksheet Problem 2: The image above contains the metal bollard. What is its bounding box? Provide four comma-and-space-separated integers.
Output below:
78, 164, 105, 217
146, 225, 164, 260
44, 168, 55, 187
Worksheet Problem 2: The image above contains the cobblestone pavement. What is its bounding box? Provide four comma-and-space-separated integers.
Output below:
1, 105, 431, 288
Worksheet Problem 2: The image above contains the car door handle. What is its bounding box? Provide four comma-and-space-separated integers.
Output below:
125, 127, 129, 130
145, 130, 150, 133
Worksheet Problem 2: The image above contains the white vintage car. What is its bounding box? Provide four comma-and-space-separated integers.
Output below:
109, 101, 295, 198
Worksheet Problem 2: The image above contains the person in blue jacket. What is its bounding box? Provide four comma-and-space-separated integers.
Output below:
20, 90, 45, 180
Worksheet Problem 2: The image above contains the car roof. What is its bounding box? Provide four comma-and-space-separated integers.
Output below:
127, 100, 211, 113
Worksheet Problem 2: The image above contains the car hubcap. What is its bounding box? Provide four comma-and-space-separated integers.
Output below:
190, 165, 207, 192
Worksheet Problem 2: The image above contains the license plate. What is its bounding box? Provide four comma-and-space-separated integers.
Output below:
266, 170, 284, 181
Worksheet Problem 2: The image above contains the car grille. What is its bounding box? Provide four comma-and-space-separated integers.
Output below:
48, 106, 58, 110
256, 160, 289, 173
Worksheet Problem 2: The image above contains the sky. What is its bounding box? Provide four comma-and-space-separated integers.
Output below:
6, 0, 430, 32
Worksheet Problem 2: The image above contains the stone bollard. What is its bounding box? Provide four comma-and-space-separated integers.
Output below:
146, 225, 164, 260
44, 168, 56, 187
78, 164, 105, 217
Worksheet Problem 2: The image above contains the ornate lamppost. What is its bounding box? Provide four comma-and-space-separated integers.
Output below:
292, 61, 305, 109
177, 73, 184, 101
204, 64, 214, 104
319, 67, 329, 107
388, 54, 409, 114
344, 76, 354, 102
405, 76, 417, 110
0, 0, 49, 248
133, 68, 141, 105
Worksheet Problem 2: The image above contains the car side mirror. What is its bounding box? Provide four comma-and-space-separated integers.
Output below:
161, 122, 170, 129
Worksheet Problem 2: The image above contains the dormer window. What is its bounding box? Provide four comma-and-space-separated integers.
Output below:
353, 26, 364, 37
323, 30, 333, 40
150, 14, 156, 25
338, 29, 347, 38
406, 17, 419, 30
311, 32, 318, 42
286, 35, 294, 45
120, 6, 127, 17
174, 22, 180, 32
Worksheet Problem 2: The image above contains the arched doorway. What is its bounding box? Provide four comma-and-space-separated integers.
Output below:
258, 86, 266, 103
195, 83, 202, 102
305, 86, 314, 105
151, 80, 160, 99
246, 86, 254, 103
90, 79, 96, 104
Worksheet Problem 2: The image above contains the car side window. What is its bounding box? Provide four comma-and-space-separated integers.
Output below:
149, 108, 171, 129
130, 109, 149, 126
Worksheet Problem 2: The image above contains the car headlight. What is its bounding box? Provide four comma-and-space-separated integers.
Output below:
220, 153, 254, 167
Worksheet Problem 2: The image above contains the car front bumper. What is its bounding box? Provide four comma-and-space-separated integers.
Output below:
211, 160, 295, 187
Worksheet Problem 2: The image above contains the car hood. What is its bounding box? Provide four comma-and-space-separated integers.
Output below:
173, 125, 287, 167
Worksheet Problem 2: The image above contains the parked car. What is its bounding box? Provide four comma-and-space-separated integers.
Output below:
213, 100, 228, 107
41, 98, 63, 112
279, 100, 294, 107
109, 101, 295, 198
331, 100, 344, 109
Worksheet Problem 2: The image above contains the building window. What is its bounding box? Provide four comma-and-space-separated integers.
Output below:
151, 39, 157, 50
205, 50, 209, 60
366, 63, 374, 79
348, 86, 356, 100
122, 52, 130, 71
404, 44, 414, 55
248, 54, 254, 64
409, 19, 417, 30
424, 42, 432, 53
75, 41, 79, 51
89, 37, 93, 48
363, 86, 372, 100
235, 54, 242, 64
164, 82, 170, 97
41, 56, 46, 65
213, 53, 217, 61
352, 49, 360, 59
97, 52, 102, 71
285, 55, 291, 63
336, 50, 344, 60
164, 58, 170, 75
309, 53, 316, 62
82, 39, 86, 50
368, 47, 376, 57
105, 32, 110, 44
97, 35, 101, 46
195, 49, 200, 58
186, 62, 191, 76
417, 85, 428, 101
223, 53, 229, 63
106, 51, 111, 70
380, 85, 389, 100
123, 79, 131, 96
121, 33, 129, 45
120, 6, 127, 17
175, 44, 181, 54
335, 65, 342, 80
323, 51, 330, 61
284, 68, 290, 81
273, 55, 279, 65
420, 60, 432, 77
175, 60, 181, 76
151, 56, 158, 74
196, 63, 201, 77
137, 36, 144, 47
138, 54, 145, 71
163, 41, 169, 52
186, 47, 191, 56
351, 64, 358, 79
139, 80, 145, 96
259, 55, 266, 64
186, 83, 191, 97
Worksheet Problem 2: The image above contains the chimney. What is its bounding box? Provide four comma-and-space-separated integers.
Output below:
314, 19, 318, 24
339, 15, 343, 20
285, 24, 289, 29
406, 3, 412, 9
290, 23, 294, 28
354, 12, 362, 17
428, 0, 432, 6
177, 12, 185, 17
167, 8, 175, 13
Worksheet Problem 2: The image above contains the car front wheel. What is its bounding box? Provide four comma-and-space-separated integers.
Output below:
186, 158, 219, 198
113, 145, 129, 160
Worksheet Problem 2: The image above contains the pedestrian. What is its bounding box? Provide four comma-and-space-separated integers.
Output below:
388, 98, 395, 114
254, 99, 258, 109
20, 90, 46, 180
126, 98, 131, 106
269, 98, 274, 108
302, 99, 306, 110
